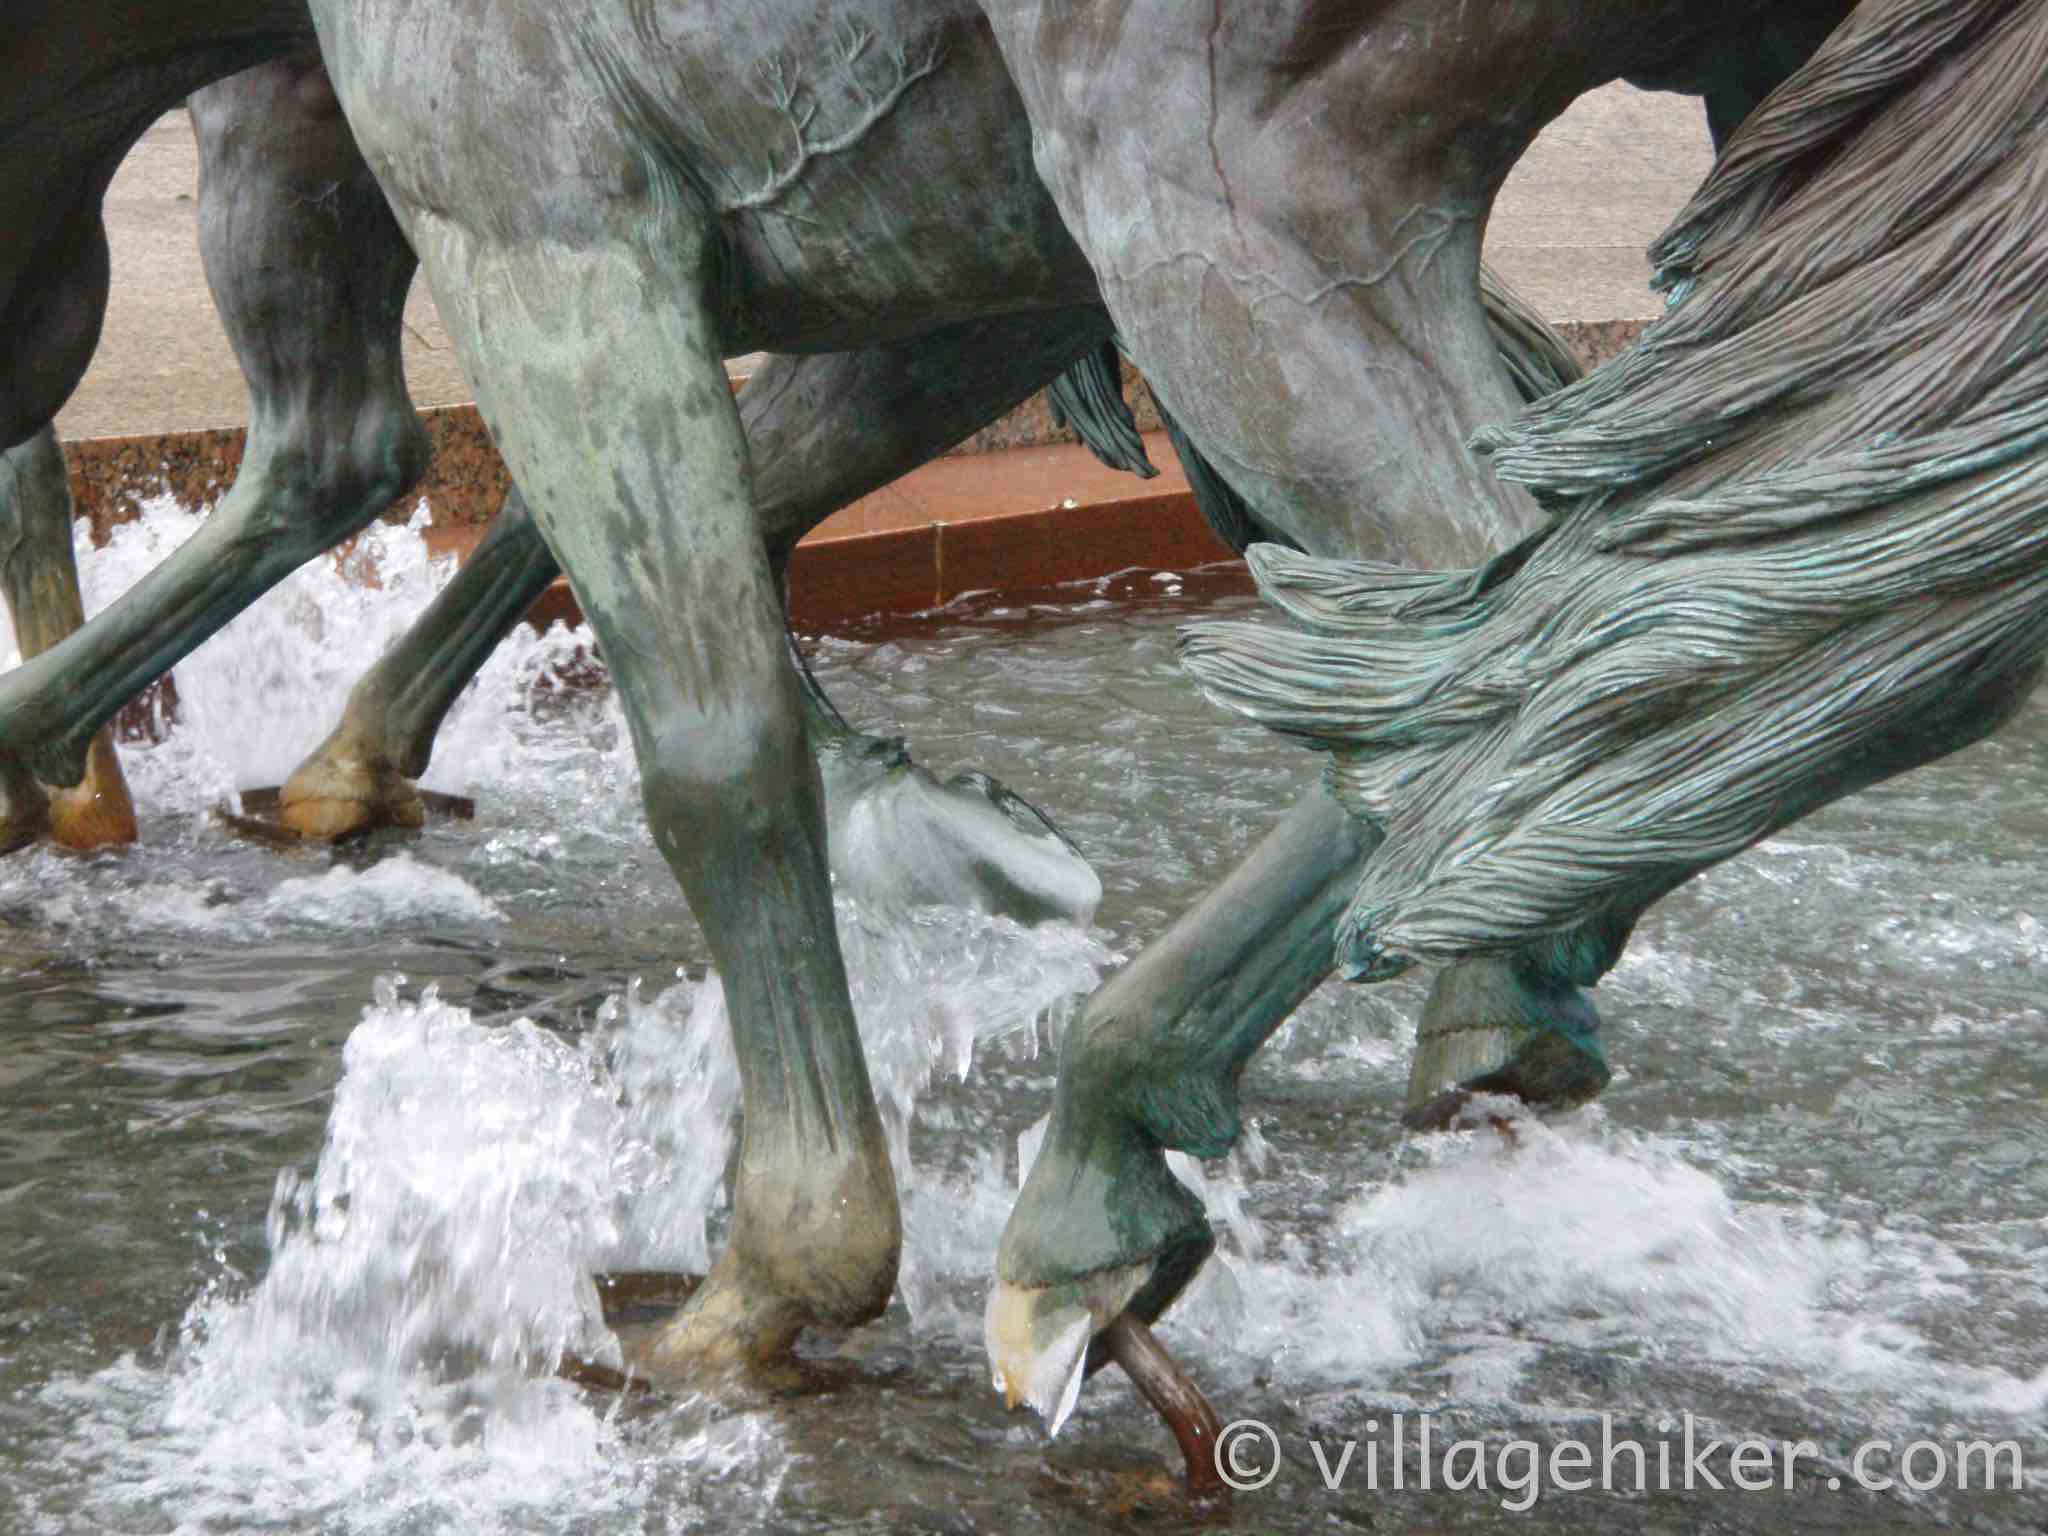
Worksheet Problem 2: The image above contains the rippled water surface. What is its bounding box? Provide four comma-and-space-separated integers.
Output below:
0, 508, 2042, 1532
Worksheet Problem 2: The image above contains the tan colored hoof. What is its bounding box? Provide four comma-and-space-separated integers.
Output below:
45, 731, 138, 852
985, 1261, 1151, 1433
632, 1258, 808, 1383
276, 777, 426, 840
217, 784, 472, 847
271, 731, 451, 842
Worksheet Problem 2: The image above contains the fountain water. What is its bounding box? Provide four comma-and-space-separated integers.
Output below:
0, 502, 2041, 1532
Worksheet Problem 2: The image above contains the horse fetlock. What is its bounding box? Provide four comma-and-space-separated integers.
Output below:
728, 1129, 902, 1329
637, 1148, 901, 1380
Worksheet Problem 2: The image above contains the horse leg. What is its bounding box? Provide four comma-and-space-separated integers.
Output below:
278, 310, 1114, 838
0, 213, 128, 855
0, 427, 137, 851
978, 2, 1685, 1135
990, 782, 1379, 1420
398, 169, 908, 1361
0, 53, 426, 792
983, 0, 1768, 1405
275, 488, 554, 837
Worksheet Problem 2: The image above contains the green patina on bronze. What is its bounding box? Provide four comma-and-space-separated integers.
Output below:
9, 0, 1921, 1477
1186, 0, 2048, 998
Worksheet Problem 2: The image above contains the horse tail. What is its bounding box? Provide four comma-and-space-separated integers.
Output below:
1479, 262, 1584, 401
1046, 339, 1157, 478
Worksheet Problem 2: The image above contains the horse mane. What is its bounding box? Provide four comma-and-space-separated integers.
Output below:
1182, 0, 2048, 976
1476, 0, 2048, 511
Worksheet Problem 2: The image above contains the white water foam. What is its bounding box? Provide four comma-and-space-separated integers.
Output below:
32, 984, 664, 1535
23, 497, 629, 818
0, 845, 503, 944
599, 896, 1111, 1311
39, 892, 1107, 1533
1119, 1102, 2048, 1431
0, 500, 641, 953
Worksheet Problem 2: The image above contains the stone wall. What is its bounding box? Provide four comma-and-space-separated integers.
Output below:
61, 319, 1647, 537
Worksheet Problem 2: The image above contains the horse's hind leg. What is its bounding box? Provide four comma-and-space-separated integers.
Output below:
0, 427, 136, 851
0, 54, 427, 791
277, 310, 1113, 838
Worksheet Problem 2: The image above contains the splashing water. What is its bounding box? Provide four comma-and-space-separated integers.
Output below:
1123, 1098, 2048, 1444
599, 896, 1110, 1294
31, 888, 1108, 1532
7, 498, 629, 817
7, 502, 2046, 1530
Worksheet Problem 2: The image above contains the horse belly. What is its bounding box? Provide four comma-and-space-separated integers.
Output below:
311, 0, 1095, 356
711, 4, 1097, 351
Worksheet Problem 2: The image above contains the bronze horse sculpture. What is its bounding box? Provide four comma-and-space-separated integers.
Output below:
0, 49, 1128, 909
2, 0, 1874, 1496
0, 16, 1615, 1138
0, 40, 1573, 907
296, 0, 1847, 1432
0, 49, 1133, 925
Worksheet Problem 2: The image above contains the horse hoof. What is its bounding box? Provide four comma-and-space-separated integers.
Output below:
1402, 1022, 1611, 1132
275, 780, 427, 840
1403, 959, 1610, 1131
626, 1256, 824, 1386
272, 731, 456, 842
215, 784, 472, 847
44, 731, 138, 851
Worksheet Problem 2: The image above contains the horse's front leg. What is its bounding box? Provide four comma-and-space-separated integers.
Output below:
977, 0, 1657, 1118
983, 779, 1603, 1429
392, 163, 905, 1361
0, 426, 136, 851
989, 781, 1374, 1420
0, 53, 427, 795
